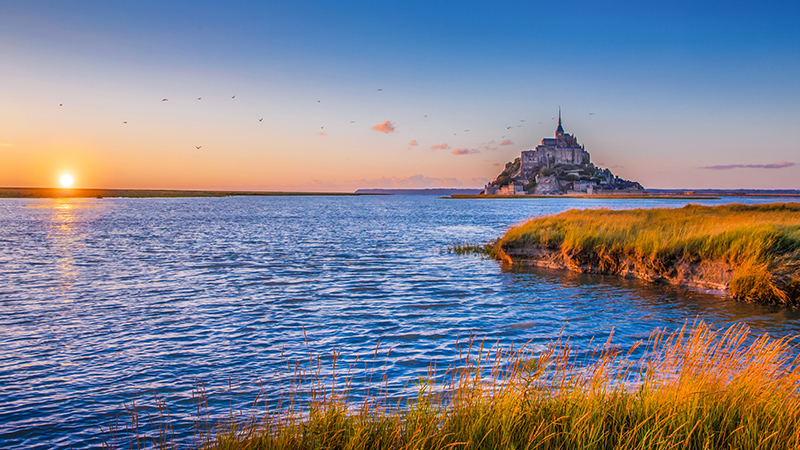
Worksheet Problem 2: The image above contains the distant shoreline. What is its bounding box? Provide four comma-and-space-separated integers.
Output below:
450, 192, 800, 199
0, 187, 383, 199
355, 188, 483, 195
449, 194, 722, 199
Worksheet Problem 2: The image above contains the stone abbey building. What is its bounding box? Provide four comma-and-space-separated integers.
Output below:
483, 110, 643, 195
520, 110, 590, 179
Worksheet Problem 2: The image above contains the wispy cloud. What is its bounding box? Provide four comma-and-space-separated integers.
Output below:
0, 143, 14, 147
476, 140, 498, 152
452, 148, 478, 155
371, 120, 396, 133
500, 139, 513, 146
408, 139, 418, 147
699, 161, 796, 170
431, 143, 450, 150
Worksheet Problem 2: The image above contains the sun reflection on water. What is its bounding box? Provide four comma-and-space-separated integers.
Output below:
45, 199, 89, 294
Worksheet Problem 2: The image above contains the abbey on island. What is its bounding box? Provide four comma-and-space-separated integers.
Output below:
483, 110, 643, 195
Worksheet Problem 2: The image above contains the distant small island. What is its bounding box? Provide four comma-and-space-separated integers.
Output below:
483, 110, 643, 196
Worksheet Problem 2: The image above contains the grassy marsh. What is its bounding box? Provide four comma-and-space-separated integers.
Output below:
109, 323, 800, 450
493, 203, 800, 304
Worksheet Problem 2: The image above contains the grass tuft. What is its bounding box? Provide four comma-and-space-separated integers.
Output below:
445, 242, 494, 256
106, 322, 800, 450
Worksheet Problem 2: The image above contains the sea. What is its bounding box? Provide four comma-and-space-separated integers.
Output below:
1, 195, 798, 449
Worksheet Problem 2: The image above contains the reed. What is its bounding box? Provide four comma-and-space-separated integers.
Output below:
107, 322, 800, 450
493, 203, 800, 304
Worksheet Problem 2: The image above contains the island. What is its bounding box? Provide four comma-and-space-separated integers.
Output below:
483, 110, 643, 196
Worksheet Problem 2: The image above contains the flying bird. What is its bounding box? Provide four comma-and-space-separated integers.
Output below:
195, 146, 202, 149
259, 118, 263, 122
506, 126, 513, 130
349, 121, 356, 123
589, 113, 595, 115
377, 88, 383, 91
59, 103, 63, 106
231, 95, 236, 99
123, 121, 127, 124
464, 129, 470, 132
197, 97, 202, 100
317, 100, 321, 103
520, 120, 526, 122
162, 98, 168, 102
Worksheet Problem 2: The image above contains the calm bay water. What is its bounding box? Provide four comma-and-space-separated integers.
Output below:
1, 195, 799, 449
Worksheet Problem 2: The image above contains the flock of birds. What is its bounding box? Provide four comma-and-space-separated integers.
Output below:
57, 90, 596, 151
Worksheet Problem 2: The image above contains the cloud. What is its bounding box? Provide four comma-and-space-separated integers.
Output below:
431, 143, 450, 150
371, 120, 396, 133
500, 139, 513, 146
408, 140, 418, 147
476, 140, 498, 152
452, 148, 478, 155
699, 161, 796, 170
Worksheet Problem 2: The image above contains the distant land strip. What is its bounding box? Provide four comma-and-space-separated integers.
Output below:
355, 188, 483, 195
450, 189, 800, 199
0, 187, 383, 199
449, 194, 721, 200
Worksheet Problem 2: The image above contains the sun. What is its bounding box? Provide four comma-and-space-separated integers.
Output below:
60, 174, 74, 188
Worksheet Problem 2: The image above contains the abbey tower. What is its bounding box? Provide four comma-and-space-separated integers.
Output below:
520, 110, 591, 179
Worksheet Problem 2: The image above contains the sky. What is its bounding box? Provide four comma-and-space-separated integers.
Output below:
1, 0, 799, 191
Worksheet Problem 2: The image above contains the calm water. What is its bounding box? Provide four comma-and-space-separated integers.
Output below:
1, 195, 799, 449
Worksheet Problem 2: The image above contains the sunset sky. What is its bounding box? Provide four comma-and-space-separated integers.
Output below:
1, 1, 799, 191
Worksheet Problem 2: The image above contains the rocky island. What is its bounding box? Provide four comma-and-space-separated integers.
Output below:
483, 111, 643, 195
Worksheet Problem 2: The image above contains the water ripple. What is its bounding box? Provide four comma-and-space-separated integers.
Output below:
1, 195, 799, 449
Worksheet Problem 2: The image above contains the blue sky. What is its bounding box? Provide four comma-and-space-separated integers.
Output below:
1, 0, 799, 190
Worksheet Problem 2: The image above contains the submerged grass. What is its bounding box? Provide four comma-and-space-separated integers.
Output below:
493, 203, 800, 304
445, 242, 494, 256
109, 322, 800, 450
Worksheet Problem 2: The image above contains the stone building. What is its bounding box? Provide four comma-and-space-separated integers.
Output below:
520, 110, 590, 179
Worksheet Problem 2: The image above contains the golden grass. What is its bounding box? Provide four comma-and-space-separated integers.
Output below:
493, 203, 800, 304
109, 322, 800, 450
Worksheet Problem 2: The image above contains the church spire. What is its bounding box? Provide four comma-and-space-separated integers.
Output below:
556, 107, 564, 136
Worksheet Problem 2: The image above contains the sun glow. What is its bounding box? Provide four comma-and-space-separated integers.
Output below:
60, 174, 74, 188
